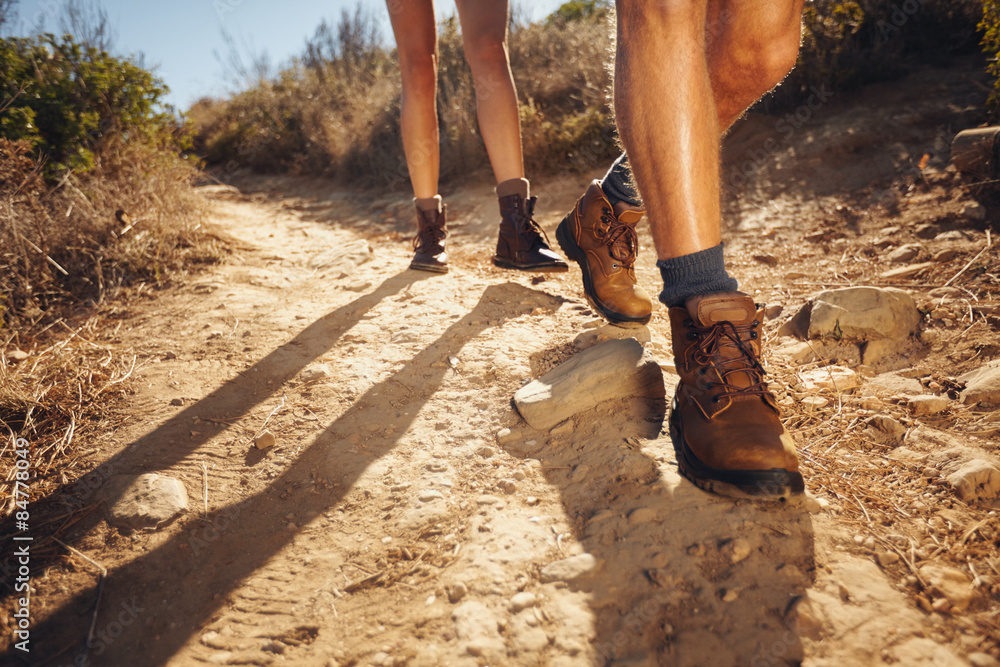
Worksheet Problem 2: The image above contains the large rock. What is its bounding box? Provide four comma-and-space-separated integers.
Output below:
105, 473, 188, 531
946, 459, 1000, 502
782, 287, 921, 343
959, 360, 1000, 406
918, 564, 976, 612
513, 338, 664, 430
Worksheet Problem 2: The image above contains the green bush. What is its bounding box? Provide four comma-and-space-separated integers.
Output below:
0, 33, 183, 178
982, 1, 1000, 121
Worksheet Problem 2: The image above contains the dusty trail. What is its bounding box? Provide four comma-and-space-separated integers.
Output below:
18, 59, 1000, 667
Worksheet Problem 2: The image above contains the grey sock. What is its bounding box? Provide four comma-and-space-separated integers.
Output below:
600, 153, 642, 208
657, 243, 739, 307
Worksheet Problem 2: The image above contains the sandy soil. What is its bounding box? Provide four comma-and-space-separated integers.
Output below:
5, 58, 1000, 666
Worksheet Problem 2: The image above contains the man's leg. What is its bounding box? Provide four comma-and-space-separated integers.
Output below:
614, 0, 805, 499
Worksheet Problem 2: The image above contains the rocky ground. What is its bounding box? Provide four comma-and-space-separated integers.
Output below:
3, 58, 1000, 666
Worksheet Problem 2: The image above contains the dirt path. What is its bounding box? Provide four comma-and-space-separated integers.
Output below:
18, 59, 1000, 667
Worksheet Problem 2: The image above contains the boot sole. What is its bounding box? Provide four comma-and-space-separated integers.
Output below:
491, 256, 568, 273
669, 396, 805, 501
409, 261, 449, 274
556, 217, 651, 327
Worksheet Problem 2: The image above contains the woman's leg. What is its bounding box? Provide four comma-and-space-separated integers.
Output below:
454, 0, 524, 184
387, 0, 440, 199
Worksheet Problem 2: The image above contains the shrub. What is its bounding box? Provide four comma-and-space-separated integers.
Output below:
982, 1, 1000, 121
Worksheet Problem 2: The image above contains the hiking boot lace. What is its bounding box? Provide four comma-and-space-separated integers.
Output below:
685, 319, 769, 401
598, 207, 638, 266
414, 212, 446, 252
515, 198, 553, 250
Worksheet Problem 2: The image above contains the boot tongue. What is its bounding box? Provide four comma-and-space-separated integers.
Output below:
685, 292, 756, 327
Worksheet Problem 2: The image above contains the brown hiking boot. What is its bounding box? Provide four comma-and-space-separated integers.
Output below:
410, 205, 448, 273
493, 194, 568, 272
668, 292, 804, 499
556, 181, 652, 325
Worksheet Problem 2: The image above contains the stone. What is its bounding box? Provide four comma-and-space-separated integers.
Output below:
105, 473, 188, 531
961, 201, 986, 221
764, 303, 784, 320
876, 551, 900, 567
879, 262, 936, 280
864, 416, 907, 446
510, 591, 537, 613
308, 239, 373, 276
798, 365, 859, 392
775, 339, 818, 365
945, 459, 1000, 502
447, 582, 469, 603
868, 371, 923, 396
968, 653, 1000, 667
497, 479, 517, 494
890, 638, 967, 667
932, 248, 959, 262
928, 287, 963, 299
509, 612, 549, 653
300, 363, 332, 382
800, 396, 829, 411
784, 287, 920, 343
918, 564, 976, 612
418, 489, 444, 502
908, 395, 950, 416
7, 349, 29, 362
476, 445, 496, 458
959, 360, 1000, 406
513, 339, 664, 430
887, 244, 923, 263
627, 507, 658, 525
254, 431, 276, 450
935, 230, 970, 241
453, 601, 504, 658
550, 420, 574, 437
540, 554, 602, 583
722, 538, 752, 564
913, 223, 939, 239
783, 593, 827, 641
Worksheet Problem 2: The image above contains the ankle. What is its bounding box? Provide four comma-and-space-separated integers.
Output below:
657, 243, 739, 307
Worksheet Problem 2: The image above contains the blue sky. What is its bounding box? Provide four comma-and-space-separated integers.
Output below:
13, 0, 568, 110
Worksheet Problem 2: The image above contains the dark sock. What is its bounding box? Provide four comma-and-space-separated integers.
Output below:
657, 243, 739, 307
599, 153, 643, 208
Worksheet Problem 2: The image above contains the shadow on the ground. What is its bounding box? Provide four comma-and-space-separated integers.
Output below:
502, 395, 816, 667
21, 278, 551, 666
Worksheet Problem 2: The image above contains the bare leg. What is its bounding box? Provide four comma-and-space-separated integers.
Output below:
387, 0, 439, 199
454, 0, 525, 184
615, 0, 719, 260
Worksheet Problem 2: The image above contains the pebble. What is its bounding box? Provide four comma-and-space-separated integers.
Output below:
496, 428, 515, 445
570, 465, 589, 483
919, 564, 976, 612
908, 395, 950, 416
255, 431, 276, 451
208, 653, 234, 664
968, 653, 1000, 667
418, 489, 444, 502
448, 582, 469, 603
426, 461, 448, 472
510, 591, 537, 612
722, 538, 752, 564
627, 507, 658, 525
476, 445, 496, 458
477, 495, 501, 505
876, 551, 900, 567
526, 496, 539, 506
721, 588, 739, 602
945, 459, 1000, 502
498, 479, 517, 494
540, 554, 602, 583
550, 420, 574, 436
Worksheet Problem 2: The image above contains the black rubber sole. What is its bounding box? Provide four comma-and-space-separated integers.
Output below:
491, 256, 568, 273
669, 396, 805, 501
409, 261, 448, 274
555, 217, 651, 327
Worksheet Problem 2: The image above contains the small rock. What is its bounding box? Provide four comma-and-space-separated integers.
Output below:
920, 329, 942, 344
426, 461, 448, 472
550, 420, 574, 437
798, 365, 859, 392
764, 303, 784, 320
932, 248, 960, 263
510, 591, 537, 612
721, 588, 739, 602
170, 397, 184, 406
775, 339, 818, 365
913, 223, 939, 239
540, 554, 602, 583
968, 653, 1000, 667
627, 507, 658, 525
526, 496, 539, 506
879, 262, 936, 280
208, 652, 233, 664
7, 349, 29, 363
908, 395, 950, 416
200, 631, 220, 646
801, 396, 829, 411
865, 416, 907, 445
784, 594, 826, 641
959, 360, 1000, 406
935, 230, 970, 241
876, 551, 900, 567
498, 479, 517, 494
722, 538, 752, 564
784, 287, 921, 342
476, 445, 496, 458
513, 339, 664, 430
105, 473, 189, 531
300, 363, 332, 382
418, 489, 444, 502
945, 459, 1000, 502
255, 431, 276, 451
961, 201, 987, 221
496, 428, 515, 445
753, 253, 779, 266
570, 464, 589, 483
887, 244, 923, 263
447, 582, 469, 603
919, 564, 976, 612
453, 601, 504, 657
476, 494, 501, 505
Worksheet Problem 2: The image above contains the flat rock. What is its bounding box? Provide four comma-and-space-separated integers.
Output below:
513, 339, 664, 431
879, 262, 936, 280
945, 459, 1000, 502
959, 359, 1000, 406
868, 371, 923, 396
798, 365, 859, 392
865, 416, 907, 446
887, 244, 923, 263
510, 591, 537, 612
540, 554, 602, 583
918, 564, 976, 612
300, 363, 332, 382
908, 395, 950, 416
105, 473, 188, 531
782, 287, 920, 343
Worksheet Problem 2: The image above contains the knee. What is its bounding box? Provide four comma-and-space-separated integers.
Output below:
461, 32, 509, 75
728, 16, 802, 89
398, 47, 437, 95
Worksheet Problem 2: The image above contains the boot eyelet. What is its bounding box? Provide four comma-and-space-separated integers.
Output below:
751, 320, 760, 328
683, 319, 693, 327
711, 396, 721, 404
687, 332, 698, 340
612, 263, 619, 269
750, 331, 758, 339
